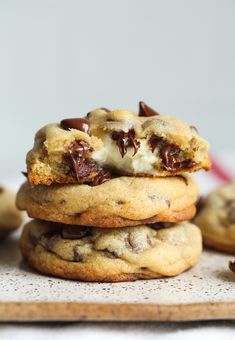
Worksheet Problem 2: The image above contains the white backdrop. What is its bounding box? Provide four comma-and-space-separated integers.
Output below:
0, 0, 235, 178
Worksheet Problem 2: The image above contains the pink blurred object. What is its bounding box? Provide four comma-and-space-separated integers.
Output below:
210, 155, 234, 183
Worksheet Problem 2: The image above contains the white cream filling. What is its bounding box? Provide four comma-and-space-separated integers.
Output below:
92, 136, 159, 174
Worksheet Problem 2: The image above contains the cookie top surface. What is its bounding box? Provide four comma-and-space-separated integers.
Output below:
26, 102, 210, 186
194, 182, 235, 250
20, 219, 202, 281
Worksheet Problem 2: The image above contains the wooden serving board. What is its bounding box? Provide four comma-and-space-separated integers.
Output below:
0, 233, 235, 322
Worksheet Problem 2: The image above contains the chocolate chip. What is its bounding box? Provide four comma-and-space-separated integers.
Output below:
127, 233, 138, 251
89, 169, 112, 186
64, 140, 98, 182
59, 199, 66, 204
111, 129, 140, 158
99, 107, 111, 112
148, 135, 196, 172
190, 125, 199, 134
166, 199, 171, 208
229, 260, 235, 273
21, 171, 28, 179
146, 235, 153, 246
39, 230, 61, 251
150, 222, 173, 230
139, 101, 160, 117
0, 187, 4, 194
60, 118, 89, 133
62, 225, 91, 239
115, 200, 126, 205
177, 175, 189, 186
73, 245, 83, 262
104, 249, 120, 259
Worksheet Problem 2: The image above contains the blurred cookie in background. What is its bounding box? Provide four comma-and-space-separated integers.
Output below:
194, 182, 235, 254
0, 185, 23, 240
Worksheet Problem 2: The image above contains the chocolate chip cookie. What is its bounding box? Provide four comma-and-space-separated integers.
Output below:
16, 175, 199, 228
195, 182, 235, 253
0, 185, 22, 240
26, 102, 210, 186
20, 219, 202, 282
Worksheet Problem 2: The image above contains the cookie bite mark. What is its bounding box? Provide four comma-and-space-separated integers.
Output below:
139, 101, 160, 117
148, 135, 196, 172
111, 129, 140, 158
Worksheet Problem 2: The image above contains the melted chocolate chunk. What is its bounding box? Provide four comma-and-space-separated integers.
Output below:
39, 230, 61, 251
127, 233, 138, 251
0, 186, 4, 194
229, 260, 235, 273
111, 129, 140, 158
73, 245, 83, 262
148, 135, 196, 172
139, 101, 160, 117
89, 169, 112, 186
146, 235, 153, 246
104, 249, 120, 259
60, 118, 89, 133
64, 140, 98, 182
150, 222, 173, 230
62, 225, 91, 239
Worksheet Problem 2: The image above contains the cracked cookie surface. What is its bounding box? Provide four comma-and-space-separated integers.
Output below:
195, 182, 235, 253
20, 219, 202, 282
16, 175, 198, 227
26, 103, 210, 186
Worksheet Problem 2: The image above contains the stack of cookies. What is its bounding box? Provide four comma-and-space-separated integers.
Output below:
16, 102, 210, 282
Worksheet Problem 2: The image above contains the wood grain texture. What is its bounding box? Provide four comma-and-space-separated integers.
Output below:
0, 302, 235, 321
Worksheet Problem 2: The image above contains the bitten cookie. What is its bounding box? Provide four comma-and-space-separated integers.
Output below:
20, 220, 202, 282
26, 102, 210, 186
16, 175, 199, 228
0, 185, 22, 240
195, 182, 235, 253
